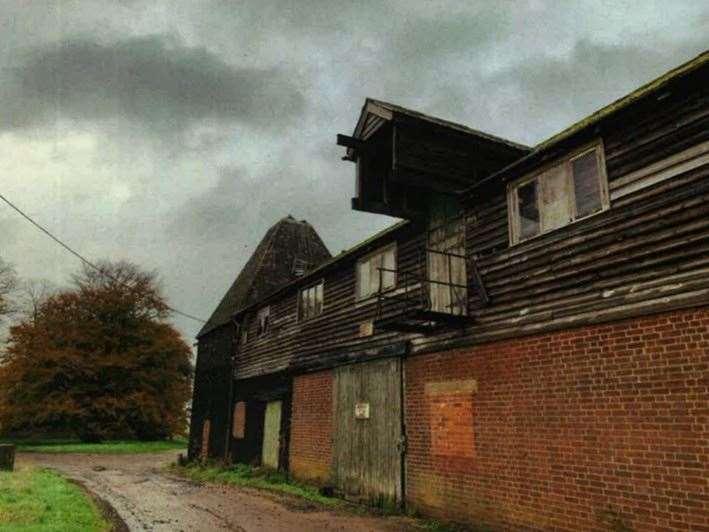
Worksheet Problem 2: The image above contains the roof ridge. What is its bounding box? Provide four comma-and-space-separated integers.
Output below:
244, 217, 285, 306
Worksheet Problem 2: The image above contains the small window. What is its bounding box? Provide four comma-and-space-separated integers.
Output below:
509, 143, 608, 244
298, 280, 324, 320
356, 244, 396, 299
256, 306, 270, 336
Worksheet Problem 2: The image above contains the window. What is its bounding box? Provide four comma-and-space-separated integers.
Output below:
356, 244, 396, 299
256, 306, 270, 336
509, 143, 608, 244
298, 280, 324, 320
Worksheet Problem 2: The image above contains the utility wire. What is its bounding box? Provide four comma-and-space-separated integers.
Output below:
0, 191, 207, 324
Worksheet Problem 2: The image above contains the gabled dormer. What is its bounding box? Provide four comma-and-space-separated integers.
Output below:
338, 98, 530, 220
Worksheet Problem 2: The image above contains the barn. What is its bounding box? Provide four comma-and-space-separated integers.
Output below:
190, 51, 708, 530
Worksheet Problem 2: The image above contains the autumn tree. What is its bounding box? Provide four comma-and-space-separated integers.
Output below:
0, 258, 17, 322
0, 261, 192, 442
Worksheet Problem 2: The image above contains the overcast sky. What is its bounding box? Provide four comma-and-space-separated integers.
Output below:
0, 1, 706, 341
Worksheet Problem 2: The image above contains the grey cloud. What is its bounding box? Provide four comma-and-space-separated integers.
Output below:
0, 35, 306, 133
472, 38, 709, 144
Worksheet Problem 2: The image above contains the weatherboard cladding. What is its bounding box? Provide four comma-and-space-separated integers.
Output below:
464, 49, 708, 197
197, 216, 331, 338
232, 54, 708, 381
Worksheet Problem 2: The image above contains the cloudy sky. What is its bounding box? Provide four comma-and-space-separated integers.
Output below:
0, 1, 706, 341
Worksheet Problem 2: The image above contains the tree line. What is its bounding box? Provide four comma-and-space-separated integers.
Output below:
0, 257, 192, 442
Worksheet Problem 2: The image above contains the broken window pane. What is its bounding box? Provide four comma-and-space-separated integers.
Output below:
541, 164, 571, 232
572, 151, 602, 218
517, 180, 540, 240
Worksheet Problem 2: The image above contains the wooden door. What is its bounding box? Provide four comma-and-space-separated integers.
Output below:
201, 419, 210, 460
261, 400, 282, 469
428, 199, 467, 315
333, 358, 403, 508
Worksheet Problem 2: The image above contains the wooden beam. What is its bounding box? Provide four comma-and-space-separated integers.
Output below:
351, 197, 423, 219
337, 134, 366, 150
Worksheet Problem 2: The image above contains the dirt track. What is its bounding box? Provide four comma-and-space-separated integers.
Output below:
19, 450, 419, 532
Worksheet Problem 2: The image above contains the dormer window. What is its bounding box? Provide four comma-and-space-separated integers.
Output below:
508, 142, 609, 245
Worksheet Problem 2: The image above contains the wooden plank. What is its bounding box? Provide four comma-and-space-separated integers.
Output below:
610, 140, 709, 199
333, 358, 402, 506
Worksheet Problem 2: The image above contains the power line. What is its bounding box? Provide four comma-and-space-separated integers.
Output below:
0, 190, 207, 324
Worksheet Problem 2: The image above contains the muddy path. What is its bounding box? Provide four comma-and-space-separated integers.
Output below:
19, 450, 418, 532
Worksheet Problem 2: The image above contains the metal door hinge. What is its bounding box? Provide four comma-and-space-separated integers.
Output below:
397, 435, 408, 455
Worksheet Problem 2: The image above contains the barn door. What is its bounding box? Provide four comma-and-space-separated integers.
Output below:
333, 358, 403, 508
261, 400, 282, 469
428, 197, 467, 315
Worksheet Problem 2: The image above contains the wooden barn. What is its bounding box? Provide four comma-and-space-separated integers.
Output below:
189, 51, 708, 530
188, 215, 330, 461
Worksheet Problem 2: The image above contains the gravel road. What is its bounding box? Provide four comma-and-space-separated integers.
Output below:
19, 451, 418, 532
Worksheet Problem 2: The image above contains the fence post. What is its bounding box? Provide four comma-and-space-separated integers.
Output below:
0, 444, 15, 471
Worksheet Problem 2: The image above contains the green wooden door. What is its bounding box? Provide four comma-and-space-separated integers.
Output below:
333, 358, 403, 507
261, 400, 282, 469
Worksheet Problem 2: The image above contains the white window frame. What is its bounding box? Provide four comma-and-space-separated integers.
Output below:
297, 279, 324, 321
256, 306, 270, 337
355, 243, 397, 301
508, 140, 610, 245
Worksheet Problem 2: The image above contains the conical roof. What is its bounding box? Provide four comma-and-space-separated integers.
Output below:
197, 216, 331, 337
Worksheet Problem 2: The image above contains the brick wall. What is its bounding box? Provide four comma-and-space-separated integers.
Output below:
289, 370, 333, 484
405, 307, 709, 531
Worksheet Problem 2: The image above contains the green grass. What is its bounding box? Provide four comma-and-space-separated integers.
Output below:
169, 462, 340, 507
0, 465, 109, 532
5, 438, 187, 454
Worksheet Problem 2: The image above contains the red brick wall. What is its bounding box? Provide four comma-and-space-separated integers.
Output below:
289, 370, 333, 484
405, 308, 709, 531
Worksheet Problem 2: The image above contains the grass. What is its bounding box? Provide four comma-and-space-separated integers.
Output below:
4, 438, 187, 454
169, 462, 341, 507
0, 465, 109, 532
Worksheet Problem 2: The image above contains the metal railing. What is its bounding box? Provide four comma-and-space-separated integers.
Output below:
374, 246, 470, 325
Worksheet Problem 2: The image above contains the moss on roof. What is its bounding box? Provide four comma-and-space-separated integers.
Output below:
535, 50, 708, 152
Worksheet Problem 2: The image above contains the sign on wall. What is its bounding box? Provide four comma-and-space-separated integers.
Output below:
355, 402, 370, 419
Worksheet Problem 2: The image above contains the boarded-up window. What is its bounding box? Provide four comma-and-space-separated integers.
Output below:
232, 401, 246, 439
298, 280, 324, 320
541, 164, 572, 231
509, 142, 609, 244
256, 306, 270, 336
425, 380, 477, 459
572, 150, 603, 218
356, 244, 396, 299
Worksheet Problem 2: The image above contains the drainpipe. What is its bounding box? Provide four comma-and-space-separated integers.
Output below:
223, 319, 239, 463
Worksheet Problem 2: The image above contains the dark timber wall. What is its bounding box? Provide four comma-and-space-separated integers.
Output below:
188, 323, 234, 460
233, 72, 708, 382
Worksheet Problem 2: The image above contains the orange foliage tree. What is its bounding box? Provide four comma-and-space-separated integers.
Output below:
0, 261, 192, 442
